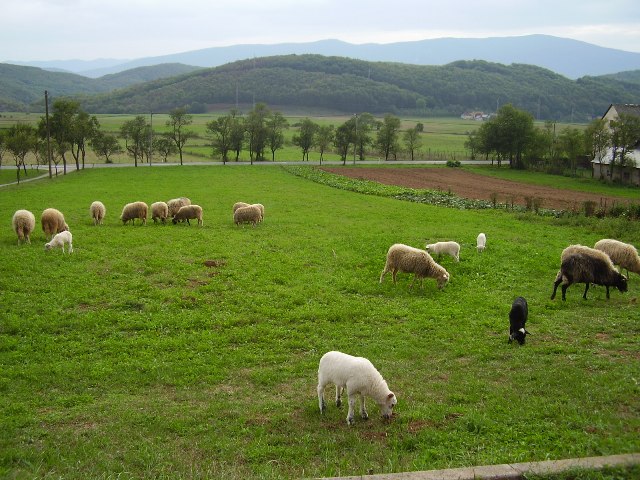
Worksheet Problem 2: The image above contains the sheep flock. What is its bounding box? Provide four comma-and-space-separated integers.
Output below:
8, 184, 638, 432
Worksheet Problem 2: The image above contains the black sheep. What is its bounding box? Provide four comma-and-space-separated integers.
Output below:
508, 296, 529, 345
551, 246, 628, 301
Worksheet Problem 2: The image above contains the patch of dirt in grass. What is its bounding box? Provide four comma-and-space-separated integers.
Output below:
204, 259, 226, 268
360, 430, 388, 441
322, 167, 633, 211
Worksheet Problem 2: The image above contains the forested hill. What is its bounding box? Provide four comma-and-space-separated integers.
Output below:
0, 62, 201, 111
77, 55, 640, 120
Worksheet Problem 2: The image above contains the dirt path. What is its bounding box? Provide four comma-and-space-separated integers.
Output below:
322, 167, 632, 211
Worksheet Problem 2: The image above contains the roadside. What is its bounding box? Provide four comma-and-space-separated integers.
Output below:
321, 453, 640, 480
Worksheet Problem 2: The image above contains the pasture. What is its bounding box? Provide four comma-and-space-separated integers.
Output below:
0, 165, 638, 479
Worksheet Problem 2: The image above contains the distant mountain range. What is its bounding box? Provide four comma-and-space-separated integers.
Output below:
7, 35, 640, 79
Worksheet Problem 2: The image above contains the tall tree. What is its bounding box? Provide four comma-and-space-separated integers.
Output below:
153, 134, 178, 163
558, 127, 585, 175
90, 131, 123, 163
6, 123, 36, 183
245, 103, 270, 163
584, 118, 610, 178
266, 112, 289, 161
376, 114, 401, 161
292, 118, 318, 161
316, 125, 335, 165
354, 113, 374, 161
609, 113, 640, 181
0, 130, 7, 168
494, 104, 535, 169
72, 111, 99, 169
120, 116, 149, 167
44, 99, 98, 172
207, 114, 235, 163
334, 122, 352, 164
403, 126, 422, 161
166, 107, 194, 165
229, 111, 245, 162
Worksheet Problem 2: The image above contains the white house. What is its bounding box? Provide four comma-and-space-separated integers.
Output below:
591, 104, 640, 186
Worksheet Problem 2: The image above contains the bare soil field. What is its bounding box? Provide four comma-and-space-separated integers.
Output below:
322, 167, 632, 211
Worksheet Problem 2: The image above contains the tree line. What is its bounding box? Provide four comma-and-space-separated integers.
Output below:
0, 100, 430, 183
465, 104, 640, 181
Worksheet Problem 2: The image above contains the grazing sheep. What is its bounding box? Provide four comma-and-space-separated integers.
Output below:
380, 243, 450, 289
551, 245, 628, 301
477, 233, 487, 253
12, 209, 36, 245
232, 201, 250, 213
172, 204, 203, 226
41, 208, 69, 240
233, 205, 262, 226
45, 230, 73, 254
508, 296, 530, 345
90, 201, 106, 225
120, 201, 148, 225
317, 351, 397, 426
426, 241, 460, 262
151, 201, 169, 224
594, 239, 640, 277
167, 197, 191, 217
251, 203, 265, 222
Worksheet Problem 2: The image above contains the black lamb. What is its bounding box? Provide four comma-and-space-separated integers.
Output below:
508, 296, 529, 345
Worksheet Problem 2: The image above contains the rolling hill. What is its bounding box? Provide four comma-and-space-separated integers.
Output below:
0, 63, 201, 111
76, 55, 640, 121
3, 55, 639, 120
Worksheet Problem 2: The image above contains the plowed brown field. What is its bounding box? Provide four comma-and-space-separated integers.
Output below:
322, 167, 631, 211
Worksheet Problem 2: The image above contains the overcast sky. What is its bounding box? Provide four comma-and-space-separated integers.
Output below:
3, 0, 640, 61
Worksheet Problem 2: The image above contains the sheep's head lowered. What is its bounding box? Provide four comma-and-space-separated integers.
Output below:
378, 392, 397, 420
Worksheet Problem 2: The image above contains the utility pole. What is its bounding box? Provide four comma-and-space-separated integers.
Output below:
44, 90, 52, 178
149, 112, 153, 166
353, 114, 358, 165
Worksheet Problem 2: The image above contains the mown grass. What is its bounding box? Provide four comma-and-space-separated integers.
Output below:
0, 166, 639, 479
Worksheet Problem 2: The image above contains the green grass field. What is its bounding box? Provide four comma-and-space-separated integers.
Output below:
1, 166, 638, 479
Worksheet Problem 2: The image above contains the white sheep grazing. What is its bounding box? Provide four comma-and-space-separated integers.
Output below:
380, 243, 450, 289
251, 203, 265, 222
45, 230, 73, 254
90, 201, 106, 225
12, 209, 36, 245
41, 208, 69, 240
426, 241, 460, 262
172, 204, 203, 226
317, 351, 397, 426
151, 201, 169, 224
233, 205, 262, 226
167, 197, 191, 217
232, 202, 250, 214
13, 209, 36, 245
594, 239, 640, 277
477, 233, 487, 253
120, 201, 148, 225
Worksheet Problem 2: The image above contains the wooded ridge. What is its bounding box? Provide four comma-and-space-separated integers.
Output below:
2, 55, 639, 120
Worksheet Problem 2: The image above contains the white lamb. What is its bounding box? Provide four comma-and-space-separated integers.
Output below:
380, 243, 450, 289
45, 230, 73, 254
477, 233, 487, 253
317, 351, 397, 426
426, 241, 460, 262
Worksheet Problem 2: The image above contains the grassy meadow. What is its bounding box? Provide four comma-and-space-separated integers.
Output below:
0, 165, 639, 479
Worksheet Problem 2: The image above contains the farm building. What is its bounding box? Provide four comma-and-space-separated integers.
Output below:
592, 104, 640, 186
